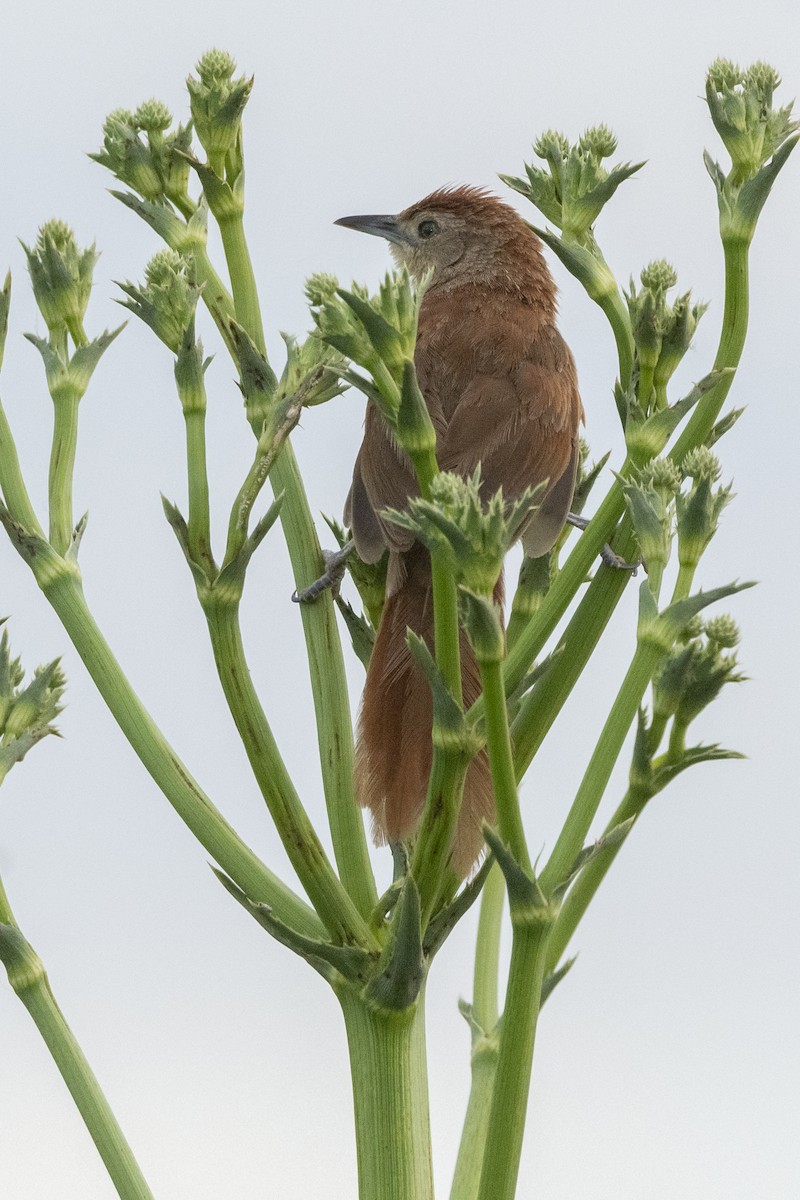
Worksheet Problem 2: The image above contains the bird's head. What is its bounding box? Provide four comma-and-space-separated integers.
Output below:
335, 185, 549, 296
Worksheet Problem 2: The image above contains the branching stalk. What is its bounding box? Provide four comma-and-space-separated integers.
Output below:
203, 598, 377, 949
28, 565, 324, 939
213, 204, 376, 919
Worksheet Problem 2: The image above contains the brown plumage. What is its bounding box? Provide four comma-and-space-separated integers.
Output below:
338, 186, 584, 876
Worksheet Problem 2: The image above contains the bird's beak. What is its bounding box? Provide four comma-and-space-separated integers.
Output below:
334, 213, 410, 246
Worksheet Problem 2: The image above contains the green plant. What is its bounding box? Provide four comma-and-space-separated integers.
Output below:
0, 52, 794, 1200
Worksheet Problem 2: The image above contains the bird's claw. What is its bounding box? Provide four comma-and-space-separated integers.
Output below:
292, 541, 355, 603
567, 511, 639, 573
600, 544, 640, 574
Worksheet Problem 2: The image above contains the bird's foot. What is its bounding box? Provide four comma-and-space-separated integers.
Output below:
292, 540, 355, 603
600, 544, 640, 573
566, 511, 640, 573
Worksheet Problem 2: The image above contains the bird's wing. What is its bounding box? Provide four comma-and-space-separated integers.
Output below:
347, 406, 419, 557
439, 321, 583, 556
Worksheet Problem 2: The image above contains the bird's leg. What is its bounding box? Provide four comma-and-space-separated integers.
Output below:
566, 511, 640, 574
292, 539, 355, 603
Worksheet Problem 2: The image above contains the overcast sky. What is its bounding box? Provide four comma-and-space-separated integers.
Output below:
1, 2, 799, 1197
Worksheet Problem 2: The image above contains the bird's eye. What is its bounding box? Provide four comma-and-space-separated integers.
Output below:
417, 219, 439, 239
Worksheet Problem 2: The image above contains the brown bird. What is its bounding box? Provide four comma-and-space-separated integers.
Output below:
337, 186, 584, 876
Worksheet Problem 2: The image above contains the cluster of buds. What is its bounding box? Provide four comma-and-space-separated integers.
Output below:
387, 469, 541, 597
501, 125, 643, 246
21, 220, 99, 346
676, 447, 732, 571
625, 261, 708, 411
187, 49, 252, 179
623, 448, 733, 592
117, 249, 202, 356
704, 59, 799, 243
117, 249, 207, 414
622, 458, 681, 589
22, 221, 122, 408
91, 101, 193, 213
0, 624, 65, 787
706, 59, 797, 184
387, 470, 543, 664
309, 269, 435, 457
650, 614, 744, 747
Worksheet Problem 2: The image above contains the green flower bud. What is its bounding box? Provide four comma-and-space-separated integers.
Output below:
653, 292, 709, 392
652, 643, 696, 724
92, 108, 163, 201
622, 473, 673, 574
0, 626, 66, 785
674, 641, 745, 726
678, 614, 704, 643
637, 457, 682, 505
680, 446, 722, 482
459, 589, 505, 665
21, 220, 98, 344
578, 124, 618, 159
703, 614, 740, 649
640, 259, 677, 294
117, 249, 202, 354
532, 129, 571, 161
305, 273, 340, 308
707, 59, 743, 93
187, 49, 252, 170
134, 99, 172, 133
675, 464, 733, 568
278, 331, 345, 408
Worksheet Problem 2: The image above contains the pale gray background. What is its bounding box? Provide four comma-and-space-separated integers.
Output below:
0, 1, 798, 1196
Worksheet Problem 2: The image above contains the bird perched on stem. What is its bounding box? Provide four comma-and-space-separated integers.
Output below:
337, 186, 584, 876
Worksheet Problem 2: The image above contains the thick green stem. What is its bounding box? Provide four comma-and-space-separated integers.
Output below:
409, 441, 467, 918
595, 279, 635, 392
539, 640, 662, 894
0, 881, 154, 1200
480, 658, 530, 872
472, 861, 505, 1031
203, 599, 377, 949
48, 396, 80, 555
339, 989, 434, 1200
216, 208, 375, 919
671, 239, 749, 459
449, 1037, 500, 1200
217, 214, 266, 351
184, 409, 213, 571
510, 543, 633, 779
36, 568, 323, 939
476, 919, 552, 1200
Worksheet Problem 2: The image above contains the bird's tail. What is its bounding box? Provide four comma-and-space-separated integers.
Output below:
355, 545, 498, 877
